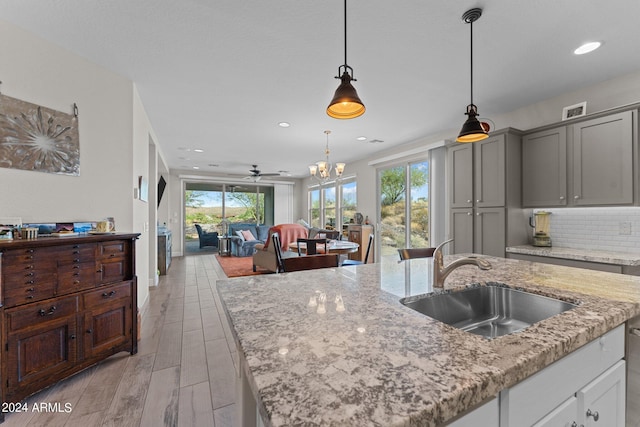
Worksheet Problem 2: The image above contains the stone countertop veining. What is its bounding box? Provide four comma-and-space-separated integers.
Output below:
506, 244, 640, 266
216, 255, 640, 427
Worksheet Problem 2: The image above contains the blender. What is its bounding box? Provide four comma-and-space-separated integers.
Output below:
529, 211, 552, 247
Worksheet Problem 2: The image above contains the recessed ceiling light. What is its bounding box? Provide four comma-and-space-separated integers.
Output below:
278, 122, 291, 128
193, 148, 204, 153
574, 41, 601, 55
356, 136, 367, 141
192, 166, 200, 170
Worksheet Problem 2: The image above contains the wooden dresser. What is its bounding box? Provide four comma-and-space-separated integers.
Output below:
347, 224, 374, 263
0, 233, 139, 410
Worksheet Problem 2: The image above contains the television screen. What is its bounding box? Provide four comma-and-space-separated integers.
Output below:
158, 176, 167, 207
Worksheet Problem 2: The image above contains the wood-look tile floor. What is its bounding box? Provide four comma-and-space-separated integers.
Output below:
3, 254, 238, 427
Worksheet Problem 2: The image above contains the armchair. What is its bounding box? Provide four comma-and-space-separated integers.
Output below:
252, 224, 308, 272
195, 224, 219, 249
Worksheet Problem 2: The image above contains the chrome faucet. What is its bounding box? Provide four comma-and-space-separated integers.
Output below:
433, 239, 492, 288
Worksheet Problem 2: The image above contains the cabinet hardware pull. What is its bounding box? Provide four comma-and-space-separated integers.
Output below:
74, 258, 80, 263
574, 195, 580, 199
26, 295, 34, 299
102, 290, 117, 298
73, 250, 80, 254
26, 280, 34, 285
38, 306, 57, 316
73, 265, 80, 269
25, 265, 34, 270
97, 269, 103, 273
70, 335, 76, 340
110, 253, 116, 257
26, 249, 34, 253
586, 409, 599, 421
560, 196, 565, 200
466, 199, 472, 203
26, 287, 34, 292
630, 328, 640, 337
25, 272, 34, 277
86, 329, 92, 334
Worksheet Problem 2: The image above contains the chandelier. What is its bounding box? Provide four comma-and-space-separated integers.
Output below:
309, 130, 345, 182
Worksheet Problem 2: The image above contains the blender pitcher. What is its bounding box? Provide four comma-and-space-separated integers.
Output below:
529, 211, 552, 247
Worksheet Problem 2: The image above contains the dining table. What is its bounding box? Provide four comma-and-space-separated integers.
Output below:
288, 239, 359, 255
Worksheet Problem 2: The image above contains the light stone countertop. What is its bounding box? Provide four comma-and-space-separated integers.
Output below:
506, 244, 640, 266
216, 255, 640, 426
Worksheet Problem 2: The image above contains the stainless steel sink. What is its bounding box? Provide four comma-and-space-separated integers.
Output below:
400, 285, 577, 338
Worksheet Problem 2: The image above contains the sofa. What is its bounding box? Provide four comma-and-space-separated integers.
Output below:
252, 224, 308, 272
227, 223, 271, 257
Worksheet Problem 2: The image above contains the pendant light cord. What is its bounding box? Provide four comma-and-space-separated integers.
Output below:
469, 18, 473, 106
343, 0, 348, 67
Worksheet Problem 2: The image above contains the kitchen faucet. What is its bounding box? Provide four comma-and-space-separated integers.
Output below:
433, 239, 492, 288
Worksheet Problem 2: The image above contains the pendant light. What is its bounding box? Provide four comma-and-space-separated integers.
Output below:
309, 130, 346, 182
456, 8, 488, 143
327, 0, 365, 119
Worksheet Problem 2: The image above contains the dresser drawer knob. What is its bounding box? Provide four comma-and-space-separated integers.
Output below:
25, 272, 34, 277
86, 329, 92, 334
102, 290, 117, 298
38, 306, 57, 316
26, 287, 34, 292
26, 280, 34, 285
70, 334, 76, 340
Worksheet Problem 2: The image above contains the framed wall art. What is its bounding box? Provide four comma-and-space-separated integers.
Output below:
0, 94, 80, 175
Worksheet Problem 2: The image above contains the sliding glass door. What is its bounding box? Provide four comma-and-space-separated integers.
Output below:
378, 160, 429, 258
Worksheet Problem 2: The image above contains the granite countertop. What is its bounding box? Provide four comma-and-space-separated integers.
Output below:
506, 244, 640, 266
216, 255, 640, 426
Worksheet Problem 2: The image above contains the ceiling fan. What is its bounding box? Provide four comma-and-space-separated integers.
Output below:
244, 165, 280, 181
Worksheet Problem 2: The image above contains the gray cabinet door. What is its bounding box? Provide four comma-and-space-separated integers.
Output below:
450, 208, 473, 254
522, 127, 567, 207
448, 144, 473, 208
474, 208, 506, 258
572, 111, 633, 206
474, 134, 505, 208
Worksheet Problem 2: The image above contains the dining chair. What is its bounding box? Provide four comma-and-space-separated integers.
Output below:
316, 230, 340, 240
296, 238, 328, 255
282, 253, 340, 272
397, 247, 436, 261
272, 232, 285, 273
342, 233, 374, 266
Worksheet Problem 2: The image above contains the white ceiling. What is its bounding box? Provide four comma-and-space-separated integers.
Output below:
1, 1, 638, 178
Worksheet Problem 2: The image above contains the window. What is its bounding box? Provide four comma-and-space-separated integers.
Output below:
378, 160, 429, 257
308, 178, 356, 234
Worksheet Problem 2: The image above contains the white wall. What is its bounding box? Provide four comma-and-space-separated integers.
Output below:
0, 20, 155, 311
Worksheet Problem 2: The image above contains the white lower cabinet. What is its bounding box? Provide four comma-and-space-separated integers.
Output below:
447, 397, 499, 427
500, 325, 625, 427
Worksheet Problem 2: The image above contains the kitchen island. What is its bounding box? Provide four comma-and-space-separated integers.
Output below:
216, 255, 640, 426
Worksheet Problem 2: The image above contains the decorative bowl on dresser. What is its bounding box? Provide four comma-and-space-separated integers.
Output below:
0, 233, 139, 421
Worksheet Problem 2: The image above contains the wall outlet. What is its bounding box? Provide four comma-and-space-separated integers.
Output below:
619, 221, 632, 235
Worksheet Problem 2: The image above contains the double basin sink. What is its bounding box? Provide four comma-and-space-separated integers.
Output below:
401, 284, 577, 339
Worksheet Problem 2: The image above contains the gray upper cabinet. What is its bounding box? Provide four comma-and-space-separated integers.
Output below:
448, 144, 473, 208
522, 109, 635, 208
474, 136, 506, 207
448, 129, 528, 257
571, 111, 633, 206
522, 127, 567, 207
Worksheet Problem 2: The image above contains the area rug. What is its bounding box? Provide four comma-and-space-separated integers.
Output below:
215, 255, 271, 278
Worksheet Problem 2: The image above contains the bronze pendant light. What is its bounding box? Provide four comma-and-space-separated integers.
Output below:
456, 8, 488, 143
327, 0, 365, 119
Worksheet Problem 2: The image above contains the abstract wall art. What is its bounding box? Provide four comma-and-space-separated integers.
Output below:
0, 94, 80, 175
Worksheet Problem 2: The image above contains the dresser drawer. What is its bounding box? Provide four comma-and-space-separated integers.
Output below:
4, 281, 56, 307
57, 262, 97, 294
7, 296, 79, 332
55, 244, 96, 265
98, 241, 128, 258
84, 282, 131, 309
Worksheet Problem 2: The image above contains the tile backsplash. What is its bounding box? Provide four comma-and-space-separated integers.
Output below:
539, 207, 640, 252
